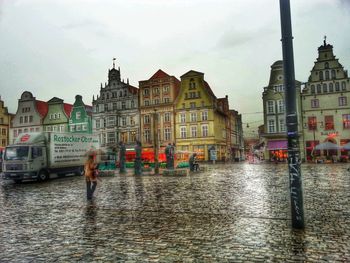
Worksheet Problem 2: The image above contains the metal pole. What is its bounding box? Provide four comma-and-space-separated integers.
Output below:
153, 109, 159, 175
279, 0, 305, 229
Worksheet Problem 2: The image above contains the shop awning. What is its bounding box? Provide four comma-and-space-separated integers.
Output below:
267, 140, 287, 150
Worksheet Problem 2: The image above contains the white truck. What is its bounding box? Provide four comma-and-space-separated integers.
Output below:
2, 132, 100, 183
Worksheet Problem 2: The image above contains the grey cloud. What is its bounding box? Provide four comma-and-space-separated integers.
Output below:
338, 0, 350, 10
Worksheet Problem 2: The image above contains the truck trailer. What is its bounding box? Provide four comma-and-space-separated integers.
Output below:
2, 132, 100, 183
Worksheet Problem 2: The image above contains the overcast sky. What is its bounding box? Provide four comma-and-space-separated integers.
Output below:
1, 0, 350, 135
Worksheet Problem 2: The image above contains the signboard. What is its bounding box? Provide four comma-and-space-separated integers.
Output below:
50, 133, 100, 167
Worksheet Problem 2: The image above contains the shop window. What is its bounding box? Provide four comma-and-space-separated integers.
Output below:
324, 116, 334, 130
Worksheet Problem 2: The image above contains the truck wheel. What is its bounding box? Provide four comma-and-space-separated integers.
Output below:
14, 179, 22, 184
38, 170, 49, 181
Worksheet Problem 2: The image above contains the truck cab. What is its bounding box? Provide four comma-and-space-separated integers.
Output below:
2, 144, 48, 182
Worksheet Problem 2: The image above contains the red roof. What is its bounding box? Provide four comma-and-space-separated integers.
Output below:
128, 85, 139, 95
63, 103, 73, 117
149, 69, 170, 80
35, 100, 48, 118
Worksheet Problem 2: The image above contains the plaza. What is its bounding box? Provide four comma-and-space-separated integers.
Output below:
0, 163, 349, 262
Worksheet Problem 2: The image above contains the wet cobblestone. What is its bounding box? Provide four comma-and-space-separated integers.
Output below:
1, 163, 350, 262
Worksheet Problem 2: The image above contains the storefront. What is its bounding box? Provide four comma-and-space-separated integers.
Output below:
267, 140, 288, 162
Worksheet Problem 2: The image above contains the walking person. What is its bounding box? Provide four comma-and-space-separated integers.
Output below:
84, 154, 98, 200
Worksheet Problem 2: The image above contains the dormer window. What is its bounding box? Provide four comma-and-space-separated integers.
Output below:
189, 78, 196, 89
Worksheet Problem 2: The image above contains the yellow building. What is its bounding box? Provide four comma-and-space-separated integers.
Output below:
175, 70, 227, 161
0, 97, 12, 148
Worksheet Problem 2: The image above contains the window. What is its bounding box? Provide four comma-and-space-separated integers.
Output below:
317, 84, 321, 93
144, 129, 150, 142
268, 119, 275, 133
342, 81, 346, 91
144, 100, 150, 106
122, 101, 126, 110
325, 62, 329, 69
343, 114, 350, 129
323, 84, 328, 93
279, 118, 286, 132
308, 116, 317, 130
189, 79, 196, 89
154, 99, 160, 105
163, 85, 170, 93
108, 132, 115, 144
319, 71, 323, 80
311, 99, 319, 108
144, 115, 150, 124
107, 116, 115, 127
2, 128, 6, 135
29, 116, 33, 122
96, 119, 100, 129
190, 112, 197, 122
122, 117, 126, 126
153, 87, 160, 95
31, 147, 43, 158
190, 102, 196, 109
180, 113, 186, 123
324, 116, 334, 130
130, 116, 135, 125
164, 97, 170, 103
278, 100, 284, 113
182, 103, 185, 109
131, 100, 135, 108
191, 126, 197, 137
202, 111, 208, 121
311, 85, 315, 94
164, 113, 171, 122
339, 96, 347, 106
201, 125, 208, 137
335, 82, 340, 92
70, 125, 75, 132
24, 116, 28, 123
164, 128, 171, 141
76, 125, 81, 131
329, 83, 334, 92
76, 112, 81, 120
180, 126, 186, 138
143, 89, 150, 96
267, 101, 274, 114
331, 69, 336, 79
20, 116, 23, 124
82, 124, 87, 131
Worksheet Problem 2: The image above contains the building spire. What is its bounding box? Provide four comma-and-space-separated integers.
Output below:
113, 57, 116, 69
324, 35, 327, 46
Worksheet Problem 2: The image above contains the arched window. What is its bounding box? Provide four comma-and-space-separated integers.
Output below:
325, 62, 329, 69
342, 81, 346, 91
189, 78, 196, 89
335, 82, 340, 92
329, 83, 334, 92
325, 70, 329, 80
319, 71, 324, 81
331, 69, 336, 79
311, 85, 315, 94
317, 84, 321, 93
323, 83, 327, 93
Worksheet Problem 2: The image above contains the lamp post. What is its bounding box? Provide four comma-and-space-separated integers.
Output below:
279, 0, 304, 229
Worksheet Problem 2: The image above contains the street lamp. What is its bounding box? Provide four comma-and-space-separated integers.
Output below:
153, 109, 159, 175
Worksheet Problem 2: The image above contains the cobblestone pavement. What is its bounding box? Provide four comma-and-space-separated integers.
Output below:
0, 163, 350, 262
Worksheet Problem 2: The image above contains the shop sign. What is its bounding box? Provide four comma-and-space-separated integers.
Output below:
320, 131, 339, 136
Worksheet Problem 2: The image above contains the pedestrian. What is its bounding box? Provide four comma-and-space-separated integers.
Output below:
189, 153, 198, 172
84, 154, 99, 200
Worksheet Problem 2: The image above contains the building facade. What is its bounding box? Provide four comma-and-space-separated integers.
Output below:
301, 40, 350, 161
10, 91, 48, 144
261, 60, 303, 161
229, 110, 244, 161
92, 64, 139, 152
43, 97, 72, 133
0, 97, 12, 147
175, 70, 227, 161
138, 69, 180, 154
69, 95, 92, 134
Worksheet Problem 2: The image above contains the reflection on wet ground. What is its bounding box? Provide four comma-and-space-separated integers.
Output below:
0, 163, 349, 261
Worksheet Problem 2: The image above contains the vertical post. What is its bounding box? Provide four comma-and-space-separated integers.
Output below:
153, 109, 159, 175
279, 0, 305, 229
